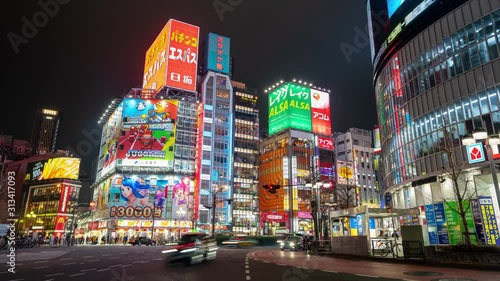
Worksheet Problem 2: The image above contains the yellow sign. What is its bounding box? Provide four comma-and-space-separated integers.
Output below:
25, 157, 80, 181
338, 166, 353, 179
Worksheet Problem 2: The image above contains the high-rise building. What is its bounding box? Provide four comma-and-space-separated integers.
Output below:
30, 109, 61, 155
231, 81, 259, 235
334, 128, 378, 208
368, 0, 500, 245
259, 80, 333, 235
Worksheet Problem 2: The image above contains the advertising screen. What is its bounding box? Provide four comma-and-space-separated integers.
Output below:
317, 136, 334, 150
336, 160, 355, 185
387, 0, 406, 18
98, 103, 123, 176
165, 19, 199, 92
117, 98, 178, 169
268, 83, 312, 135
143, 22, 170, 91
206, 33, 230, 74
25, 157, 80, 181
310, 89, 331, 135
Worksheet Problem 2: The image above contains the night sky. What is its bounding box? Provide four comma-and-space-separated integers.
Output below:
2, 0, 376, 173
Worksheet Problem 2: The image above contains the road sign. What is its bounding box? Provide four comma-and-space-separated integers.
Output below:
466, 143, 485, 164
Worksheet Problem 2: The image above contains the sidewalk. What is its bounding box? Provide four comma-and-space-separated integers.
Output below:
248, 250, 500, 281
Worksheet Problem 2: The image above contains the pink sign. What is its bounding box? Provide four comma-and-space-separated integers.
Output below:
298, 211, 313, 219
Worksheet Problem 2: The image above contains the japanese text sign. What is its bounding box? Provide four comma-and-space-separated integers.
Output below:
310, 89, 331, 135
206, 33, 230, 74
268, 83, 312, 135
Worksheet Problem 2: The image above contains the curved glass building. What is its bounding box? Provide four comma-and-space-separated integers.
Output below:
368, 0, 500, 240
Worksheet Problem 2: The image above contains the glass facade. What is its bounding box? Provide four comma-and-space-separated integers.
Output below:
375, 5, 500, 189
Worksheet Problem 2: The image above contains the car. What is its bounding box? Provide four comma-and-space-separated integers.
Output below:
162, 233, 217, 265
129, 237, 154, 246
276, 233, 303, 244
222, 236, 258, 247
280, 236, 303, 251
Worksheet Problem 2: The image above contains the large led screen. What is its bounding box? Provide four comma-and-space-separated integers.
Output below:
25, 157, 81, 181
311, 89, 332, 135
387, 0, 406, 18
268, 83, 312, 135
206, 33, 230, 74
98, 103, 123, 176
143, 22, 170, 91
117, 98, 178, 169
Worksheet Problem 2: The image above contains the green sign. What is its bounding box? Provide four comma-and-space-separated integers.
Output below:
268, 83, 312, 135
444, 201, 477, 245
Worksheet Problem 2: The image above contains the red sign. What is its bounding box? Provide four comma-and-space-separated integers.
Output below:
165, 20, 200, 92
311, 89, 331, 135
193, 103, 204, 220
54, 215, 67, 233
58, 185, 70, 213
318, 136, 334, 150
261, 212, 288, 223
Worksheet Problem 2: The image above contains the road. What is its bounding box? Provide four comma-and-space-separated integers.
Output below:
0, 245, 497, 281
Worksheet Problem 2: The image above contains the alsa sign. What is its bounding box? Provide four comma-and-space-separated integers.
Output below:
269, 85, 310, 116
318, 136, 334, 150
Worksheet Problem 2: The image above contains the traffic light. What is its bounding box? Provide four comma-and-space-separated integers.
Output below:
262, 185, 281, 194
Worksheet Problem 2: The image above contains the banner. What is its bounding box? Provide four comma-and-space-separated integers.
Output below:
478, 196, 500, 245
471, 199, 486, 244
434, 203, 449, 244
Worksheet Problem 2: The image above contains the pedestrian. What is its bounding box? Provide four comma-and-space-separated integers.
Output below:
123, 235, 128, 245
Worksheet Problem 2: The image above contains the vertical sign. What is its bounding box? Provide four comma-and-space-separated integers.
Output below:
282, 157, 289, 179
350, 217, 358, 236
143, 22, 170, 91
310, 89, 331, 135
434, 203, 449, 244
425, 204, 439, 244
444, 202, 463, 245
166, 20, 200, 92
206, 33, 230, 74
471, 199, 486, 244
193, 102, 204, 220
291, 156, 298, 185
479, 196, 500, 245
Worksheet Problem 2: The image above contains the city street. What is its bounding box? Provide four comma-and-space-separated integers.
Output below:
1, 245, 498, 281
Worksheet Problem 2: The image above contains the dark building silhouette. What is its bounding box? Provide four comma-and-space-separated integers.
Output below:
30, 109, 62, 155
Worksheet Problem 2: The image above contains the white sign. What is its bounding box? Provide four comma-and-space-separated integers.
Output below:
283, 157, 289, 179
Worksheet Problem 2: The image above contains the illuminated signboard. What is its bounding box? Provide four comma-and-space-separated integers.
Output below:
373, 127, 381, 153
98, 103, 123, 177
166, 19, 199, 92
317, 136, 334, 150
193, 103, 204, 220
25, 157, 80, 181
387, 0, 406, 18
142, 19, 199, 92
108, 175, 172, 219
310, 89, 332, 135
337, 160, 355, 185
268, 83, 312, 135
466, 143, 485, 164
117, 98, 178, 169
206, 33, 230, 74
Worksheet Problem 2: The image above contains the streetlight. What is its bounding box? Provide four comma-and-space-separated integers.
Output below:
462, 129, 500, 214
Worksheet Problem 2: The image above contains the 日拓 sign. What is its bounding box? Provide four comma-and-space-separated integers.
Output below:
466, 143, 485, 164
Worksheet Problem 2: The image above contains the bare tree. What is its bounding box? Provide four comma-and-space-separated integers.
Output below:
439, 124, 477, 247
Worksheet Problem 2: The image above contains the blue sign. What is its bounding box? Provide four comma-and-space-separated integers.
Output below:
466, 143, 485, 164
369, 218, 376, 230
471, 199, 486, 244
205, 33, 230, 74
356, 215, 363, 236
478, 196, 500, 245
434, 203, 449, 244
385, 193, 393, 208
387, 0, 405, 18
425, 204, 439, 244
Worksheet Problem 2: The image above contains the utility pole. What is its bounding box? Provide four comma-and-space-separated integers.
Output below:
151, 200, 156, 240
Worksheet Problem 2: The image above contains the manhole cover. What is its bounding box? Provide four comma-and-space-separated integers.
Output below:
431, 279, 477, 281
404, 271, 443, 276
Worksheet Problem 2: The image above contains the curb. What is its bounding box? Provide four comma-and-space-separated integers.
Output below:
317, 252, 500, 271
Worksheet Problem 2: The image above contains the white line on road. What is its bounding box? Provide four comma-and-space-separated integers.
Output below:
34, 266, 50, 269
245, 270, 250, 274
80, 268, 97, 272
322, 270, 338, 273
246, 276, 251, 281
69, 273, 86, 277
245, 265, 249, 268
356, 274, 379, 278
109, 264, 122, 268
45, 273, 64, 277
121, 264, 132, 268
97, 268, 111, 272
60, 258, 73, 261
152, 258, 163, 261
35, 260, 50, 263
132, 261, 145, 264
63, 262, 76, 265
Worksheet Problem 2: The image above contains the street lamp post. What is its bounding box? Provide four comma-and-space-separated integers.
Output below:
462, 130, 500, 211
151, 200, 156, 241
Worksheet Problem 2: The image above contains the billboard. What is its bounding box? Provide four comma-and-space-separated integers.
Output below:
58, 184, 79, 213
373, 126, 381, 153
387, 0, 406, 18
143, 19, 200, 92
268, 83, 312, 135
117, 98, 178, 169
337, 160, 355, 185
99, 103, 123, 176
143, 22, 170, 91
25, 157, 80, 181
109, 175, 170, 219
311, 89, 332, 135
206, 33, 230, 74
172, 176, 191, 220
166, 20, 199, 92
317, 137, 334, 150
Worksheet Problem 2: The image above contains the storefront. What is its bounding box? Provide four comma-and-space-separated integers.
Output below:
297, 211, 313, 235
261, 212, 289, 235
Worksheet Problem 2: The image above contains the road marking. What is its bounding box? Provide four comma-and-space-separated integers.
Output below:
97, 268, 111, 272
356, 274, 379, 278
45, 273, 64, 277
152, 258, 163, 261
109, 264, 122, 268
322, 270, 338, 273
245, 270, 250, 274
60, 258, 73, 261
133, 261, 145, 264
63, 262, 76, 265
35, 260, 50, 263
102, 254, 112, 256
245, 265, 249, 268
34, 266, 50, 269
80, 268, 97, 272
69, 273, 86, 277
121, 264, 132, 268
246, 276, 251, 281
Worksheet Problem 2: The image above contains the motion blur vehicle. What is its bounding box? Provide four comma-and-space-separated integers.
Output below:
222, 236, 258, 247
276, 233, 303, 244
280, 236, 303, 251
129, 237, 154, 246
162, 233, 217, 265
